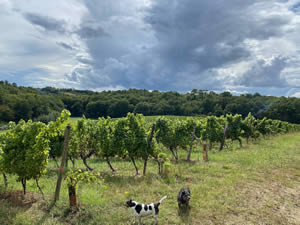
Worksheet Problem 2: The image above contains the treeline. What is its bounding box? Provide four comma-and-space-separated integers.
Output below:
0, 81, 64, 123
1, 81, 300, 124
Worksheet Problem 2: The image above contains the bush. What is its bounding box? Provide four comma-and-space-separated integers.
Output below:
34, 111, 60, 123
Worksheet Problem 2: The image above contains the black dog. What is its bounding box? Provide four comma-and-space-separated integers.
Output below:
177, 187, 191, 208
177, 187, 191, 217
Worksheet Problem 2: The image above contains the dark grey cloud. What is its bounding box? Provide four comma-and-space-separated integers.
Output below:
144, 0, 290, 73
61, 0, 296, 93
23, 12, 66, 33
237, 57, 289, 88
249, 16, 290, 39
56, 41, 75, 51
75, 25, 109, 39
65, 69, 82, 83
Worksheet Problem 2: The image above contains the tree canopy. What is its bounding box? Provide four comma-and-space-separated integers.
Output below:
1, 81, 300, 124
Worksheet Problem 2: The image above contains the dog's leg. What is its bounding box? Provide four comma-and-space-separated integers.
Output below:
153, 215, 158, 225
138, 217, 142, 225
134, 216, 138, 225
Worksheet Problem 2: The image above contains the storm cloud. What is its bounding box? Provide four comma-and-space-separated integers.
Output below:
1, 0, 300, 96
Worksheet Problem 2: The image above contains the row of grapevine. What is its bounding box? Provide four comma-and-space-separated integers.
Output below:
68, 113, 157, 175
1, 110, 300, 195
0, 110, 70, 194
66, 112, 300, 171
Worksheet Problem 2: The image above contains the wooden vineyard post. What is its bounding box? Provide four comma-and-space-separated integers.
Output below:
68, 184, 77, 208
203, 144, 208, 161
2, 173, 8, 189
219, 123, 228, 151
54, 125, 71, 203
187, 124, 196, 161
143, 123, 156, 176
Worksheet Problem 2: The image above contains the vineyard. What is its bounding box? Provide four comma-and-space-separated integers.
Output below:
0, 110, 300, 224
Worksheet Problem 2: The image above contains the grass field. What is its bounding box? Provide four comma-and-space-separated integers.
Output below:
0, 133, 300, 225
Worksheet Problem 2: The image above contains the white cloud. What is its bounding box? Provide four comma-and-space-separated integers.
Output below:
292, 92, 300, 97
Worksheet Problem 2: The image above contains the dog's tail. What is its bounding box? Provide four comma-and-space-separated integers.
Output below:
159, 196, 167, 204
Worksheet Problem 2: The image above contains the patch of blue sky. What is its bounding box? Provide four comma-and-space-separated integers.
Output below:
290, 2, 300, 12
0, 68, 50, 87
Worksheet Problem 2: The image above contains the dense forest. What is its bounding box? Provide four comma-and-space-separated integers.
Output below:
1, 81, 300, 124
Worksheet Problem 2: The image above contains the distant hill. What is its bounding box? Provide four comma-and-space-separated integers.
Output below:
1, 81, 300, 124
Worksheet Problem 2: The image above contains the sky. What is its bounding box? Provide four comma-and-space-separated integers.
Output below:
1, 0, 300, 97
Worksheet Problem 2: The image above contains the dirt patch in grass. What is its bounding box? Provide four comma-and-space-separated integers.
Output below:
225, 168, 300, 225
0, 191, 38, 208
0, 191, 51, 225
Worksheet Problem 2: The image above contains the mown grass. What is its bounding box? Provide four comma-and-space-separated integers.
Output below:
0, 133, 300, 225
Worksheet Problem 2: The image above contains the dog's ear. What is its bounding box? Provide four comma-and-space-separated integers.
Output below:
126, 199, 136, 207
126, 199, 132, 207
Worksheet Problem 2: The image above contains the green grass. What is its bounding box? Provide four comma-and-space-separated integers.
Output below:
1, 133, 300, 224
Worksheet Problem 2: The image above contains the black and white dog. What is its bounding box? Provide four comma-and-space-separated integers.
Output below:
177, 187, 191, 209
126, 196, 167, 225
